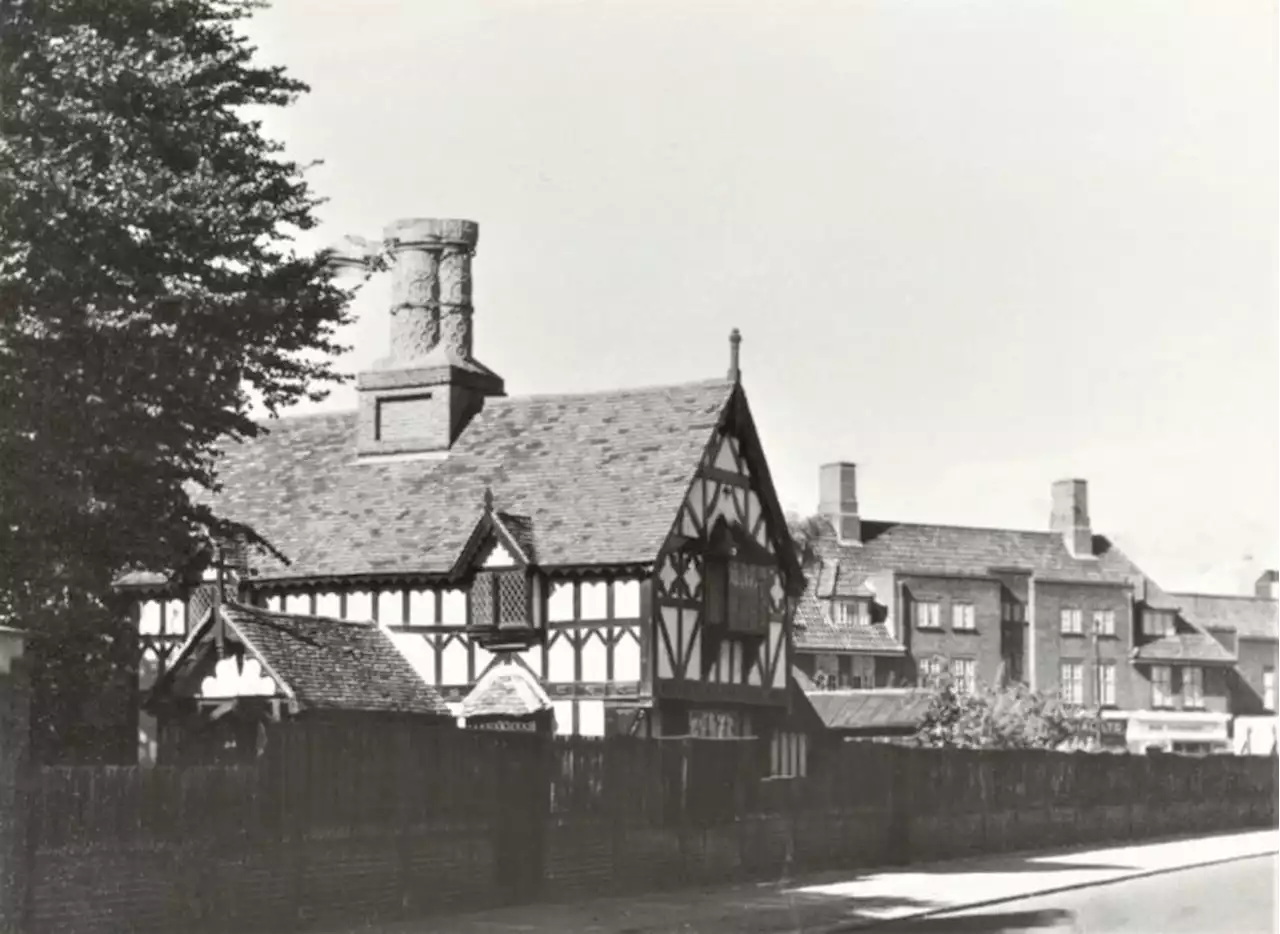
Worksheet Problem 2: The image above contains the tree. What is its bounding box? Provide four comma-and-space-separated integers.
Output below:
0, 0, 352, 760
785, 512, 831, 568
913, 663, 1100, 751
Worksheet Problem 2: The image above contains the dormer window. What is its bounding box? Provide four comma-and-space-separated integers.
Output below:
704, 520, 772, 638
1143, 610, 1174, 638
832, 599, 870, 627
453, 489, 543, 650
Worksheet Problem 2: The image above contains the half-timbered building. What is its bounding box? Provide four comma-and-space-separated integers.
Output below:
127, 217, 805, 764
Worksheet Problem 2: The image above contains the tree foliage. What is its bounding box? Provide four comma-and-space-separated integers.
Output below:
0, 0, 351, 759
785, 512, 831, 568
913, 663, 1101, 751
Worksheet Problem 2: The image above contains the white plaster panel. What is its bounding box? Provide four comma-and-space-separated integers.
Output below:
614, 580, 641, 619
482, 541, 515, 568
548, 635, 575, 683
285, 593, 310, 616
748, 653, 763, 686
139, 600, 161, 636
408, 589, 436, 627
473, 644, 495, 677
316, 592, 340, 618
580, 582, 608, 620
613, 629, 641, 682
578, 700, 605, 738
552, 701, 574, 736
164, 600, 186, 635
440, 638, 469, 685
713, 435, 736, 472
389, 632, 437, 685
581, 632, 607, 682
548, 582, 575, 623
376, 589, 404, 626
441, 588, 466, 625
683, 611, 699, 680
346, 591, 373, 622
770, 622, 787, 689
200, 656, 275, 698
658, 606, 680, 680
266, 595, 283, 612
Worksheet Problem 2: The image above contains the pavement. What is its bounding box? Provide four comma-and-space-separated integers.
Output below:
876, 853, 1278, 932
389, 828, 1278, 934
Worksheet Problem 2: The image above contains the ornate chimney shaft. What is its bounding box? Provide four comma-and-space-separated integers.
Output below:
382, 218, 478, 368
354, 217, 503, 459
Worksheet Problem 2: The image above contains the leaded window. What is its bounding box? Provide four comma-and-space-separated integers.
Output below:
469, 569, 530, 630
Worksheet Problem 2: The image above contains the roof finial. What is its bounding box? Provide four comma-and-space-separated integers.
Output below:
728, 328, 742, 383
482, 486, 494, 512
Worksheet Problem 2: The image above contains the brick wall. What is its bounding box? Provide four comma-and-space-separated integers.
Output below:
899, 576, 1003, 685
1233, 638, 1278, 714
1030, 581, 1136, 707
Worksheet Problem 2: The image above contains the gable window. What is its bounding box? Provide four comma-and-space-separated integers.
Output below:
951, 603, 976, 631
704, 522, 772, 638
469, 570, 531, 631
1094, 660, 1116, 707
1144, 611, 1174, 638
1060, 661, 1084, 704
1151, 665, 1173, 708
1265, 668, 1276, 712
1060, 608, 1083, 635
913, 601, 941, 630
833, 600, 870, 627
1182, 666, 1204, 709
1092, 609, 1116, 637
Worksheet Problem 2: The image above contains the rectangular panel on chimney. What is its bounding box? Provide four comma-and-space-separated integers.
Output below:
376, 394, 434, 442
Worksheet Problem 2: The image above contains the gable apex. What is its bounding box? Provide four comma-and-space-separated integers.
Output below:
449, 493, 536, 579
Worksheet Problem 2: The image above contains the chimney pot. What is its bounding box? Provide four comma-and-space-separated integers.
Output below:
1050, 478, 1093, 558
819, 462, 860, 545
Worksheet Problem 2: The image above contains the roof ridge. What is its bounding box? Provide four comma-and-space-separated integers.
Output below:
482, 376, 732, 406
859, 518, 1068, 538
1170, 591, 1277, 602
229, 603, 376, 628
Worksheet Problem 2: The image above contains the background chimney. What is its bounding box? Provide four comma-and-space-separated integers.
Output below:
819, 462, 860, 545
1050, 479, 1093, 558
1256, 570, 1279, 600
355, 218, 504, 458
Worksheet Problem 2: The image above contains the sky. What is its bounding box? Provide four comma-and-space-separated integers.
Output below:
242, 0, 1277, 595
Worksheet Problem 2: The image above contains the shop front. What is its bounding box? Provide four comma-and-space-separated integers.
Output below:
1123, 710, 1232, 755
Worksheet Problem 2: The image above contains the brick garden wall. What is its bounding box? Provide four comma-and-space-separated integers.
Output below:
11, 724, 1278, 934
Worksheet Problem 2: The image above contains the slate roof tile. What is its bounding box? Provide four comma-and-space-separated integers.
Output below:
460, 662, 551, 720
1167, 593, 1278, 642
221, 604, 452, 716
1131, 632, 1237, 664
196, 379, 734, 581
802, 689, 934, 732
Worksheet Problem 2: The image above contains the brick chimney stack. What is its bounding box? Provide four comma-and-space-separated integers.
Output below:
1256, 570, 1278, 600
819, 462, 861, 545
355, 218, 504, 458
1050, 479, 1094, 558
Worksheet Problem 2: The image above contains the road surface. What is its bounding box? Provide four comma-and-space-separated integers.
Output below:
872, 853, 1278, 933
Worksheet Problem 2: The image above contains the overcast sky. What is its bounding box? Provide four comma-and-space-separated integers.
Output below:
244, 0, 1277, 595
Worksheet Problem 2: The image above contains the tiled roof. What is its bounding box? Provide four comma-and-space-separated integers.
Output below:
194, 379, 734, 581
221, 604, 451, 716
818, 523, 1141, 591
1168, 593, 1279, 642
460, 662, 551, 720
802, 688, 934, 733
1131, 632, 1237, 665
794, 589, 905, 654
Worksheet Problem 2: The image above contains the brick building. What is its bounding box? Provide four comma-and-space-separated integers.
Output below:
794, 462, 1237, 753
123, 217, 806, 767
1170, 572, 1278, 755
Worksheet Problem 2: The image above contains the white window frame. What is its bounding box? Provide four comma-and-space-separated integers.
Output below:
1151, 665, 1174, 708
951, 603, 976, 631
914, 601, 942, 630
770, 730, 808, 779
950, 657, 977, 694
1094, 660, 1116, 707
1060, 661, 1084, 704
1182, 666, 1204, 710
919, 656, 944, 683
1144, 611, 1174, 638
1060, 608, 1083, 635
1264, 667, 1276, 712
1092, 609, 1116, 637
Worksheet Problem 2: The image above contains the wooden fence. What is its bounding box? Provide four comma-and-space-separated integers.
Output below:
9, 723, 1278, 934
